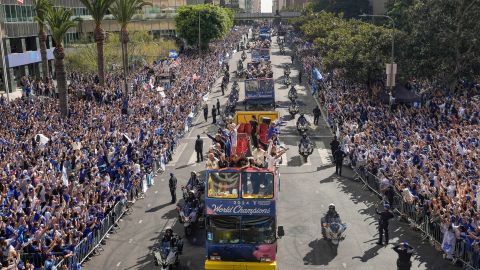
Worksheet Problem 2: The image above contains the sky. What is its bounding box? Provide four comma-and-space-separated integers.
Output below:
261, 0, 273, 13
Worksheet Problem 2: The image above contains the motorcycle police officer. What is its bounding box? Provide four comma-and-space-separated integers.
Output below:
169, 173, 177, 204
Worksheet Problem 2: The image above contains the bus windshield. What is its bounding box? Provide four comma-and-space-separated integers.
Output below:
208, 172, 240, 199
241, 216, 276, 244
207, 216, 241, 244
241, 172, 274, 198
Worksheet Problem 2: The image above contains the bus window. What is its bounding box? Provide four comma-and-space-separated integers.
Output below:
207, 172, 240, 198
241, 172, 274, 198
241, 216, 276, 244
207, 216, 241, 244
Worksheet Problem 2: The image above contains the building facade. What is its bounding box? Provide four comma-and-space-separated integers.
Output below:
0, 0, 182, 93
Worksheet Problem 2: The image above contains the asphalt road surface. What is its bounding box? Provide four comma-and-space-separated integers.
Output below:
85, 38, 459, 270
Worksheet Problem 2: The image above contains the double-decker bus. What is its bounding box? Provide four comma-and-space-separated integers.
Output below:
204, 168, 283, 270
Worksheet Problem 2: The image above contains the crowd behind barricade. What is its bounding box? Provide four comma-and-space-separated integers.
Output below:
0, 26, 248, 270
246, 61, 273, 79
291, 31, 480, 267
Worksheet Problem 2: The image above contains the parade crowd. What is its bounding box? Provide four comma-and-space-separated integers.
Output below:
0, 27, 247, 270
292, 32, 480, 266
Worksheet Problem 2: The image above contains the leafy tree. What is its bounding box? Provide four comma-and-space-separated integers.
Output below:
109, 0, 152, 94
79, 0, 116, 86
310, 0, 372, 19
401, 0, 480, 86
45, 7, 79, 117
175, 4, 234, 50
32, 0, 53, 79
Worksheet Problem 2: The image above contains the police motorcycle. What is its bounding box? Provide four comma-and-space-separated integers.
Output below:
284, 65, 291, 77
288, 85, 297, 102
153, 227, 183, 269
321, 204, 347, 246
288, 100, 299, 117
296, 113, 309, 133
177, 190, 203, 236
298, 133, 314, 162
280, 46, 285, 55
284, 75, 291, 87
241, 50, 247, 62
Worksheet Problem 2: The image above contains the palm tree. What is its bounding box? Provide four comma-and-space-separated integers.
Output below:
45, 7, 79, 117
109, 0, 151, 94
79, 0, 116, 86
33, 0, 53, 80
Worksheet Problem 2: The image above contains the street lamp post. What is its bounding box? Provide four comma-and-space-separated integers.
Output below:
360, 14, 396, 92
198, 11, 201, 54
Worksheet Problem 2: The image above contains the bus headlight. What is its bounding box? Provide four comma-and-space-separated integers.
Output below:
210, 255, 221, 261
260, 256, 272, 262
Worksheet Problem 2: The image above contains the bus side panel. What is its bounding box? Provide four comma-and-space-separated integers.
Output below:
206, 243, 276, 262
234, 111, 279, 124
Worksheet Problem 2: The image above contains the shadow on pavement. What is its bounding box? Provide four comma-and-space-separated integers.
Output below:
145, 202, 171, 213
334, 167, 459, 270
303, 239, 338, 265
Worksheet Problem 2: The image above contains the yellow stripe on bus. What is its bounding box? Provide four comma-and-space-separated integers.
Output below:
205, 260, 277, 270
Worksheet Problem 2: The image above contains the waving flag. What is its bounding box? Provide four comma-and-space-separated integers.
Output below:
312, 68, 323, 81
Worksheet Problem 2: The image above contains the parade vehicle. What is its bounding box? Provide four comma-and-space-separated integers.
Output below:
204, 168, 284, 270
251, 48, 271, 62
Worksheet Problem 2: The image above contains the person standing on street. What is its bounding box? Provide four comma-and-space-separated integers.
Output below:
313, 105, 321, 125
298, 70, 302, 84
333, 148, 346, 176
195, 135, 204, 162
169, 173, 177, 204
221, 82, 225, 96
203, 104, 208, 122
393, 242, 414, 270
330, 136, 340, 155
376, 203, 395, 245
212, 105, 217, 124
216, 99, 220, 115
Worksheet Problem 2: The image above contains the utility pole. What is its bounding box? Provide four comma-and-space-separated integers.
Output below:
198, 11, 201, 55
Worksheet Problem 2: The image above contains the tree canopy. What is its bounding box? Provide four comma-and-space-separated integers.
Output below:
386, 0, 480, 85
294, 12, 393, 85
175, 4, 233, 49
310, 0, 371, 18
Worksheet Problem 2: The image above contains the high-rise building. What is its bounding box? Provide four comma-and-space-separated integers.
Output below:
0, 0, 182, 94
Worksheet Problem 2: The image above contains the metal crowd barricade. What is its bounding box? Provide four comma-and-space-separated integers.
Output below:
354, 169, 479, 269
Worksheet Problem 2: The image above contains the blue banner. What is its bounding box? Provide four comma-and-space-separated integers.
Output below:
312, 68, 323, 81
245, 79, 274, 99
168, 49, 178, 59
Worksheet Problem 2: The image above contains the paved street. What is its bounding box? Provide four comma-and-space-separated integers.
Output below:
85, 39, 458, 270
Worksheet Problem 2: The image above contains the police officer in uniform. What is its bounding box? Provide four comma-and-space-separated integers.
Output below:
169, 173, 177, 204
376, 203, 395, 245
393, 242, 414, 269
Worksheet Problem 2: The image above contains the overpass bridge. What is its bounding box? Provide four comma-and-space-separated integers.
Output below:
233, 11, 301, 21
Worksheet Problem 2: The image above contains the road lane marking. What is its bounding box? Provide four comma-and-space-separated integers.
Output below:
169, 143, 187, 166
318, 148, 332, 166
187, 151, 198, 166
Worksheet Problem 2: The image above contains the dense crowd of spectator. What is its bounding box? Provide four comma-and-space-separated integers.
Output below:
292, 32, 480, 266
246, 61, 273, 79
0, 26, 247, 269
